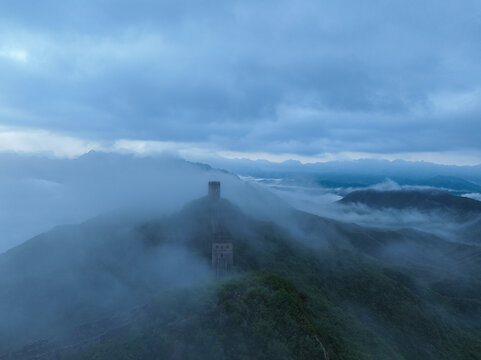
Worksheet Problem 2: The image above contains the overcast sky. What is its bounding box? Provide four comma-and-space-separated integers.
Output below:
1, 0, 481, 164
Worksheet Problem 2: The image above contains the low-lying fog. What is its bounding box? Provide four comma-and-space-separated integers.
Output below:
3, 151, 481, 253
0, 152, 285, 253
243, 176, 481, 241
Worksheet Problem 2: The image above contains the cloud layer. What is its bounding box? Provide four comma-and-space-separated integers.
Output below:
1, 0, 481, 161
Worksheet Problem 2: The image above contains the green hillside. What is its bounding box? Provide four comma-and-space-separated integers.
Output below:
2, 196, 481, 359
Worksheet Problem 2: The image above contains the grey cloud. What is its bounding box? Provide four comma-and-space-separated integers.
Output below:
1, 0, 481, 156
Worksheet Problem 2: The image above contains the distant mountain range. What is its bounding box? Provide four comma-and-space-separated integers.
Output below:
340, 189, 481, 216
208, 157, 481, 186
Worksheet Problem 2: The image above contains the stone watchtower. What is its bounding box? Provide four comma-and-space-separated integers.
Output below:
208, 181, 221, 199
209, 181, 233, 276
212, 241, 233, 276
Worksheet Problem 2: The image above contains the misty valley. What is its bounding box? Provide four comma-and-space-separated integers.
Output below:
2, 1, 481, 358
1, 153, 481, 359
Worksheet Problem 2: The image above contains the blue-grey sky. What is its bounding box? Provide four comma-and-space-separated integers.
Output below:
1, 0, 481, 164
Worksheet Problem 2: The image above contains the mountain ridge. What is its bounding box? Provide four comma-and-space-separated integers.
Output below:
339, 189, 481, 216
1, 194, 481, 359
